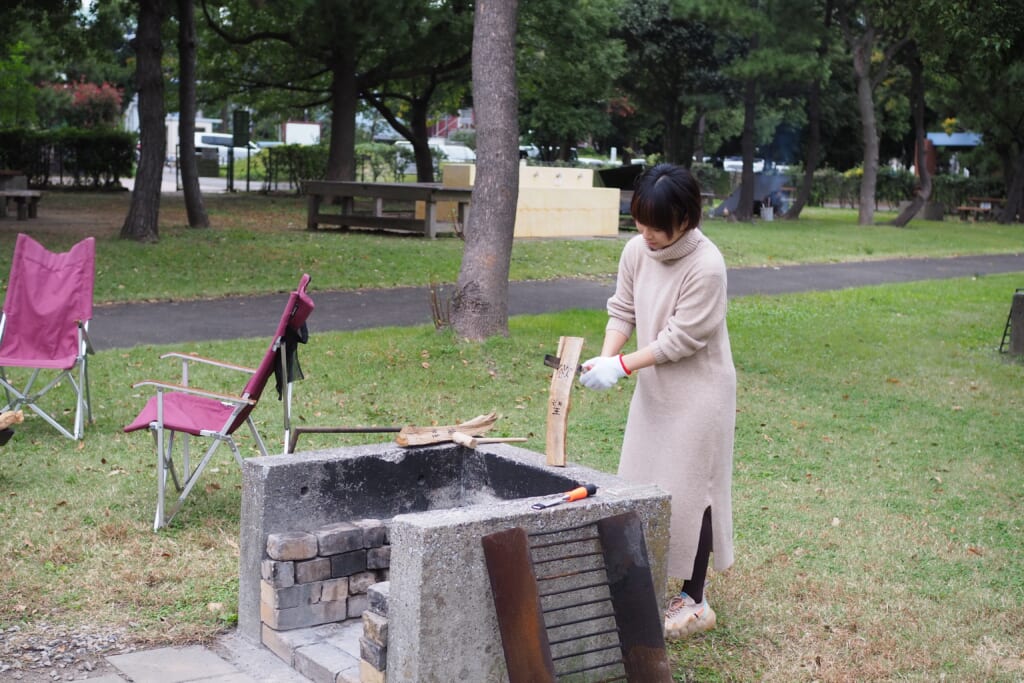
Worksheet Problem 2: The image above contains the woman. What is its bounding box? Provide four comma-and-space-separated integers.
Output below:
580, 163, 736, 640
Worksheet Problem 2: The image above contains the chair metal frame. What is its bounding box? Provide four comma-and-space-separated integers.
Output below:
126, 274, 313, 530
0, 234, 95, 440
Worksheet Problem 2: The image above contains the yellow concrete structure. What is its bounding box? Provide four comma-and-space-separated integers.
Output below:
438, 163, 620, 238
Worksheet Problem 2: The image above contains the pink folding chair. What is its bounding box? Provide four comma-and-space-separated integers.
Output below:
0, 234, 96, 440
125, 274, 314, 530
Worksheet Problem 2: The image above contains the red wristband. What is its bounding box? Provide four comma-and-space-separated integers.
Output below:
618, 354, 632, 376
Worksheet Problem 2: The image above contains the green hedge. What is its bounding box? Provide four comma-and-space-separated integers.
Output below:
929, 174, 1004, 210
0, 128, 135, 188
262, 145, 329, 190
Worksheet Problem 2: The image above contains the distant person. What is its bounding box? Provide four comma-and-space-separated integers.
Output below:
580, 163, 736, 640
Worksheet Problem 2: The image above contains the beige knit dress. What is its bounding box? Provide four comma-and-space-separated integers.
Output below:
606, 229, 736, 579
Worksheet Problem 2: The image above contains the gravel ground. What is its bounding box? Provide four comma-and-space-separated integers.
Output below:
0, 623, 137, 682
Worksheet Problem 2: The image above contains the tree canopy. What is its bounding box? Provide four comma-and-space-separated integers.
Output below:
4, 0, 1024, 226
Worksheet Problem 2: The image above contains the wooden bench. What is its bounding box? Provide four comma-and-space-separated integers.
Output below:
302, 180, 473, 238
0, 190, 42, 220
957, 196, 1004, 222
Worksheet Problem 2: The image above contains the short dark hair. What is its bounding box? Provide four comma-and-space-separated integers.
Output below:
630, 163, 703, 235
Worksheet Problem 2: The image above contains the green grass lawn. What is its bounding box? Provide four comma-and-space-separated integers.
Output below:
3, 192, 1020, 303
0, 192, 1022, 680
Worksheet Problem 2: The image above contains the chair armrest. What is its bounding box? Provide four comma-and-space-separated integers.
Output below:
79, 320, 95, 355
159, 352, 257, 374
131, 379, 257, 406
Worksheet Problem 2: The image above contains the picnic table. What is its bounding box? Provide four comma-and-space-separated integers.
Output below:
302, 180, 473, 238
957, 196, 1004, 222
0, 189, 42, 220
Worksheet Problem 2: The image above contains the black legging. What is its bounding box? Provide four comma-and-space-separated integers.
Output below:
681, 507, 713, 603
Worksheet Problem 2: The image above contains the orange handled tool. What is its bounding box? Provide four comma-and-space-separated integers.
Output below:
531, 483, 597, 509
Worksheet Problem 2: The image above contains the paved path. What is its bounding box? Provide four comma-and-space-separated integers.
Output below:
90, 252, 1024, 351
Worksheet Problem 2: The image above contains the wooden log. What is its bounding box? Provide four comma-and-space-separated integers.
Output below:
395, 411, 498, 447
545, 336, 584, 467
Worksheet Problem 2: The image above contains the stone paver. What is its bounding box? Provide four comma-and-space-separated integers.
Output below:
106, 645, 241, 682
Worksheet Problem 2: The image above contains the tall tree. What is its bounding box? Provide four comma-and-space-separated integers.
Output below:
176, 0, 208, 228
683, 0, 820, 221
835, 0, 910, 225
450, 0, 519, 340
518, 0, 626, 161
199, 0, 455, 182
783, 0, 834, 219
360, 1, 473, 182
888, 42, 930, 227
926, 0, 1024, 223
617, 0, 724, 165
120, 0, 165, 242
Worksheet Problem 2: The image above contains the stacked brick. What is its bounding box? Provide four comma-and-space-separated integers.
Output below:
360, 582, 389, 683
260, 519, 391, 633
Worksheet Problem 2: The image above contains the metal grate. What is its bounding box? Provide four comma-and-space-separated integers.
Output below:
482, 511, 671, 683
531, 521, 628, 682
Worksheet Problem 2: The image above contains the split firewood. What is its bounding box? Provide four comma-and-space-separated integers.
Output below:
395, 411, 498, 447
0, 410, 24, 430
450, 431, 528, 449
546, 336, 584, 467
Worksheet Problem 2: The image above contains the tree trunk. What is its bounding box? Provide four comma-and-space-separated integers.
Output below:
120, 0, 165, 242
1001, 147, 1024, 224
785, 0, 832, 221
852, 28, 879, 226
663, 99, 681, 164
177, 0, 208, 228
409, 98, 435, 182
326, 46, 357, 181
450, 0, 519, 341
890, 46, 930, 228
735, 77, 757, 222
784, 77, 821, 219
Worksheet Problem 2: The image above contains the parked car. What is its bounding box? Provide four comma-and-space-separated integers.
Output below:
519, 144, 540, 159
194, 133, 263, 166
723, 156, 764, 173
396, 138, 476, 163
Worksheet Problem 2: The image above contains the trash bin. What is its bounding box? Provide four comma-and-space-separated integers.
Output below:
197, 149, 220, 178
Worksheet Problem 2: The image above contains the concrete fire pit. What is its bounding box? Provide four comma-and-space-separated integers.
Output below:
238, 441, 670, 682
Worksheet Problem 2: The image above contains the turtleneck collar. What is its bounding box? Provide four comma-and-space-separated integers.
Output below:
643, 227, 704, 262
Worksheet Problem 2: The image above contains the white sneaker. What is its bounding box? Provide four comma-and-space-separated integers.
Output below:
664, 592, 716, 640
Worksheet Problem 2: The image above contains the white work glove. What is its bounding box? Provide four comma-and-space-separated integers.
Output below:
579, 355, 629, 390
